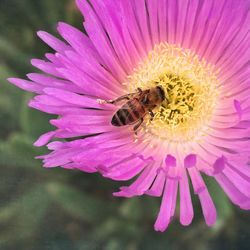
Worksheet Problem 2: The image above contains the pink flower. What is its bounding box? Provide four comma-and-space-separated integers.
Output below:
8, 0, 250, 232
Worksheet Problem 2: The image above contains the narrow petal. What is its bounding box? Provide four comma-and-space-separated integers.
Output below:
154, 179, 178, 232
179, 168, 194, 225
188, 167, 206, 194
37, 31, 70, 52
34, 131, 57, 147
146, 170, 166, 197
198, 188, 217, 226
8, 78, 44, 94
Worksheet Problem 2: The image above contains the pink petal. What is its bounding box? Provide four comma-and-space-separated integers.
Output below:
146, 170, 166, 197
198, 188, 217, 226
34, 131, 56, 147
76, 0, 126, 81
154, 179, 178, 232
37, 31, 69, 52
179, 168, 194, 225
215, 173, 250, 209
184, 154, 197, 168
213, 156, 226, 174
31, 59, 63, 78
8, 78, 43, 94
165, 154, 176, 168
188, 167, 206, 194
234, 99, 243, 120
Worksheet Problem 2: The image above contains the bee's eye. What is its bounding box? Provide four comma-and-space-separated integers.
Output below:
142, 96, 149, 104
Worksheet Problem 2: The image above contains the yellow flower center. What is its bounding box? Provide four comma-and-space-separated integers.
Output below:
124, 43, 220, 142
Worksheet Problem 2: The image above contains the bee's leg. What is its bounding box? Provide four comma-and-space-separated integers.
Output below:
133, 118, 144, 134
149, 110, 155, 121
106, 95, 130, 104
97, 94, 132, 105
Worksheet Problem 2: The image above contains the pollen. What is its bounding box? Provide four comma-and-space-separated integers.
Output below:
125, 43, 220, 142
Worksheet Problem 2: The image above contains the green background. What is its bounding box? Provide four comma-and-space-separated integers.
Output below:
0, 0, 249, 249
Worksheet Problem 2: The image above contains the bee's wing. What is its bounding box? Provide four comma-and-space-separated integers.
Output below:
117, 99, 141, 124
106, 92, 139, 106
120, 98, 138, 110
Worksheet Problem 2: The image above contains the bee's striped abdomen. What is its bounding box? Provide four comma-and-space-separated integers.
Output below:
111, 99, 145, 127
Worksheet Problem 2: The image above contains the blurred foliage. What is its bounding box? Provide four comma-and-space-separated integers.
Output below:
0, 0, 249, 249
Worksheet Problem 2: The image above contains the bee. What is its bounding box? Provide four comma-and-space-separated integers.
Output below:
99, 86, 166, 133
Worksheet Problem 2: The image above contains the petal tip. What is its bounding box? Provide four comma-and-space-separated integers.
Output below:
154, 221, 169, 232
57, 21, 67, 31
36, 30, 43, 36
213, 156, 226, 174
180, 214, 193, 226
7, 77, 16, 83
184, 154, 197, 168
165, 154, 176, 168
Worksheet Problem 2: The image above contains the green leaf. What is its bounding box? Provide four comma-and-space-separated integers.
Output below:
119, 198, 143, 221
46, 182, 115, 223
205, 176, 233, 232
0, 184, 51, 246
104, 239, 125, 250
0, 37, 32, 74
20, 92, 54, 138
0, 133, 45, 170
0, 65, 24, 137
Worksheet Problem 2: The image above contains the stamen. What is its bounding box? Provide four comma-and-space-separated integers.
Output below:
125, 43, 220, 142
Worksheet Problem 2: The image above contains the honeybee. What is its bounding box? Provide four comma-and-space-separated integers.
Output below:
99, 86, 166, 133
